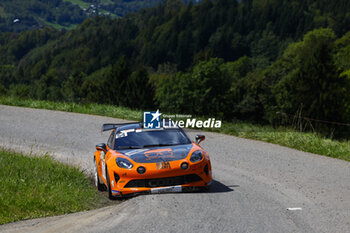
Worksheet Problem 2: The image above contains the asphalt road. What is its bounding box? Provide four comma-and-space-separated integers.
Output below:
0, 105, 349, 233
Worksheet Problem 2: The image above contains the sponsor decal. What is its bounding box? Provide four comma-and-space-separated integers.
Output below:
100, 151, 105, 160
101, 151, 106, 179
145, 148, 174, 160
116, 131, 128, 138
121, 144, 191, 163
111, 190, 120, 195
124, 149, 149, 156
143, 110, 161, 129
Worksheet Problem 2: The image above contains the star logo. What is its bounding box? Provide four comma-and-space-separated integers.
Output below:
151, 110, 161, 122
143, 110, 161, 129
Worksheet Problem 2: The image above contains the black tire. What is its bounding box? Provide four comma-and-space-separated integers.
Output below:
93, 158, 105, 191
106, 167, 116, 200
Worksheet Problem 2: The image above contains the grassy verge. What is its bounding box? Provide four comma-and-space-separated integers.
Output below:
0, 96, 140, 121
0, 96, 349, 162
0, 149, 110, 225
209, 123, 350, 161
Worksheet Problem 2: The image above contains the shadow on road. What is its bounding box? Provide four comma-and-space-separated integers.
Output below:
208, 179, 236, 193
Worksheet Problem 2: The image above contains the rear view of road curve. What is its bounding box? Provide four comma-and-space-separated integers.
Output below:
0, 105, 349, 233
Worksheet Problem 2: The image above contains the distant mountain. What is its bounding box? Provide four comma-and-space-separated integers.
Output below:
0, 0, 164, 32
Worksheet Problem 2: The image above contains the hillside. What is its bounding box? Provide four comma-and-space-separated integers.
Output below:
0, 0, 85, 32
63, 0, 163, 17
0, 0, 349, 138
0, 0, 163, 32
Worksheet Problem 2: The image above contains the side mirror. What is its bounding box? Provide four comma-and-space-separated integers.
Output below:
195, 135, 205, 144
96, 143, 107, 152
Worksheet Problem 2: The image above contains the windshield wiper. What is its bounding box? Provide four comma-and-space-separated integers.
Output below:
118, 146, 143, 149
143, 143, 179, 148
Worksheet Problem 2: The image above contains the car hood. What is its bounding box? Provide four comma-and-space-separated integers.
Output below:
119, 144, 193, 163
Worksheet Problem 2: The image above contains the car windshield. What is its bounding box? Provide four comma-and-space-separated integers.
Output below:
114, 128, 191, 150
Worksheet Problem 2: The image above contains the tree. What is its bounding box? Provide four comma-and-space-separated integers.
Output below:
154, 58, 231, 117
126, 66, 154, 109
61, 71, 86, 102
272, 28, 349, 135
105, 55, 131, 106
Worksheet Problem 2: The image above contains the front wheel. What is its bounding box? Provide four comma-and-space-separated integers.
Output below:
94, 157, 105, 191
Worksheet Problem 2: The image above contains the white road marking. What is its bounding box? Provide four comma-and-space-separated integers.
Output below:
287, 207, 302, 211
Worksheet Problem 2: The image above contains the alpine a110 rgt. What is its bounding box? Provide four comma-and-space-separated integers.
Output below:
93, 122, 212, 199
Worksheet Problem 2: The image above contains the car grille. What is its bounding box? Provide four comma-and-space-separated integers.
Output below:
124, 174, 202, 188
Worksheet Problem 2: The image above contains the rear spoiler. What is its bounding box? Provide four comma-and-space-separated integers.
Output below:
101, 122, 140, 132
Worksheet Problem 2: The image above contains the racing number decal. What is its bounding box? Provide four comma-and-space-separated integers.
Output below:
156, 161, 171, 170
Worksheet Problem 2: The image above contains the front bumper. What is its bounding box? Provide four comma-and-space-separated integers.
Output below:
113, 184, 210, 198
109, 159, 212, 196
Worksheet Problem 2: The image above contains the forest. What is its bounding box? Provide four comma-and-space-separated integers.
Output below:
0, 0, 349, 138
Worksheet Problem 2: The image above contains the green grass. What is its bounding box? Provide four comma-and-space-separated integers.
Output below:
62, 0, 117, 17
209, 123, 350, 162
0, 149, 111, 225
0, 96, 140, 120
0, 96, 349, 162
63, 0, 115, 8
63, 0, 91, 9
43, 20, 79, 30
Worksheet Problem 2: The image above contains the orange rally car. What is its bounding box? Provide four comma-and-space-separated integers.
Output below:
93, 122, 212, 199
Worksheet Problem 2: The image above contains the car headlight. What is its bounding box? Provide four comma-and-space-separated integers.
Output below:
190, 150, 203, 163
116, 158, 133, 169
